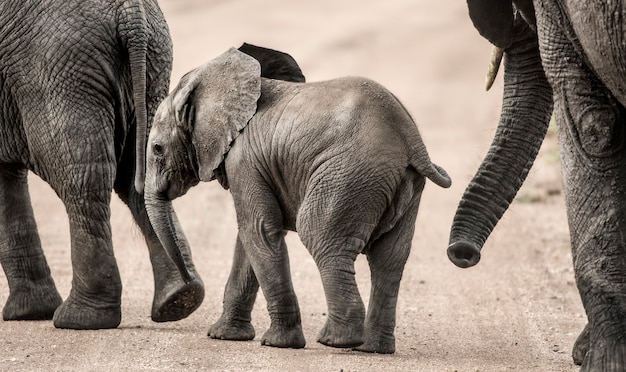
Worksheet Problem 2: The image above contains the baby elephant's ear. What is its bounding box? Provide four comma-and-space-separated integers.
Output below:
238, 43, 306, 82
178, 48, 261, 182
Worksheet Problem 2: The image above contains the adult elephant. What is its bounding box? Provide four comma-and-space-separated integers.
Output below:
0, 0, 204, 330
447, 0, 626, 370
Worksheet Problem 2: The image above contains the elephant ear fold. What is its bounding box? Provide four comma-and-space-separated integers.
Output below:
171, 72, 199, 133
180, 48, 261, 182
238, 42, 306, 82
467, 0, 515, 49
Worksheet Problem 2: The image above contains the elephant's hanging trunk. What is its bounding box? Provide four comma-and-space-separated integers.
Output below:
447, 21, 553, 267
144, 194, 195, 284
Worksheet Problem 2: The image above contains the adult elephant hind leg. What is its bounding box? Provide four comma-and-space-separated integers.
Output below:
146, 211, 203, 323
44, 110, 122, 329
0, 165, 62, 320
208, 234, 258, 341
115, 182, 204, 322
52, 178, 122, 329
355, 173, 424, 354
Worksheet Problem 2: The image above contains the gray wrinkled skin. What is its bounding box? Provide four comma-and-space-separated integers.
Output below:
449, 0, 626, 370
0, 0, 204, 330
145, 47, 450, 354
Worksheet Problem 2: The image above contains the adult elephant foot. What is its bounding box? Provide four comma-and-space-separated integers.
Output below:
52, 292, 121, 329
261, 322, 306, 349
125, 188, 205, 322
572, 323, 590, 365
353, 329, 395, 354
580, 331, 626, 372
3, 282, 62, 321
208, 314, 255, 341
151, 277, 204, 322
317, 316, 364, 349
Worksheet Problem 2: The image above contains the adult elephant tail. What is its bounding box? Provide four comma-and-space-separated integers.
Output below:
117, 0, 149, 194
447, 15, 553, 268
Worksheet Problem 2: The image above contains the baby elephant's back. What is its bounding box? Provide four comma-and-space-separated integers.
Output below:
268, 76, 422, 173
289, 77, 450, 190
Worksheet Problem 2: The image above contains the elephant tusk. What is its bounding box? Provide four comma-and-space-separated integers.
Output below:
485, 46, 504, 91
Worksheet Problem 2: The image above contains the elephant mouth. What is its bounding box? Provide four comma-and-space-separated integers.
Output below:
156, 177, 198, 201
152, 172, 200, 201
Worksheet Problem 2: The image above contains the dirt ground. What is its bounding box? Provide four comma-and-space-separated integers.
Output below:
0, 0, 585, 371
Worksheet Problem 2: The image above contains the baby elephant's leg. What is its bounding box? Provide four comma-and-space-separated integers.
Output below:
310, 237, 365, 348
298, 204, 368, 348
231, 179, 305, 349
209, 234, 258, 341
356, 174, 424, 354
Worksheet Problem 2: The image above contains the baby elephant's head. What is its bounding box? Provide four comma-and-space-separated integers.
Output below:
145, 48, 263, 201
146, 95, 201, 201
143, 45, 303, 285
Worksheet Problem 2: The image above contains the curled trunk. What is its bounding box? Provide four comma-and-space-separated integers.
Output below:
448, 21, 553, 268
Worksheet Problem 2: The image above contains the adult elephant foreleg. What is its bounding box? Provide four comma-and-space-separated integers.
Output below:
556, 83, 626, 370
537, 4, 626, 368
0, 165, 62, 320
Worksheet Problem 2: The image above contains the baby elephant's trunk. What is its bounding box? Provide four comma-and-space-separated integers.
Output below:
144, 194, 195, 284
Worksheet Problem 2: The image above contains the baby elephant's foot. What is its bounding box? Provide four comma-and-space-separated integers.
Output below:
208, 315, 255, 341
152, 278, 205, 322
317, 317, 364, 348
3, 283, 63, 321
353, 330, 395, 354
53, 294, 121, 330
261, 323, 306, 349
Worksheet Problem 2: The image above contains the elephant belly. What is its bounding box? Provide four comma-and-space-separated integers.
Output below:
566, 0, 626, 107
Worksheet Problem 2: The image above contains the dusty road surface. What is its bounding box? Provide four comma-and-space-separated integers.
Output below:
0, 1, 585, 371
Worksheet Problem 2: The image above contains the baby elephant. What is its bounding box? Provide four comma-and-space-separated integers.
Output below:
144, 45, 451, 354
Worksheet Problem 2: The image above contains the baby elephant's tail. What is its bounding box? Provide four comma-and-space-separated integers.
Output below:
406, 132, 451, 189
386, 91, 451, 189
417, 162, 452, 189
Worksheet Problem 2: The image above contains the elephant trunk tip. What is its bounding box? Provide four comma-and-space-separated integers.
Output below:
447, 241, 481, 268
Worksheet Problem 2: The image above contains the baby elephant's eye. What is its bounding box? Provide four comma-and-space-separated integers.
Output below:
153, 143, 164, 157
